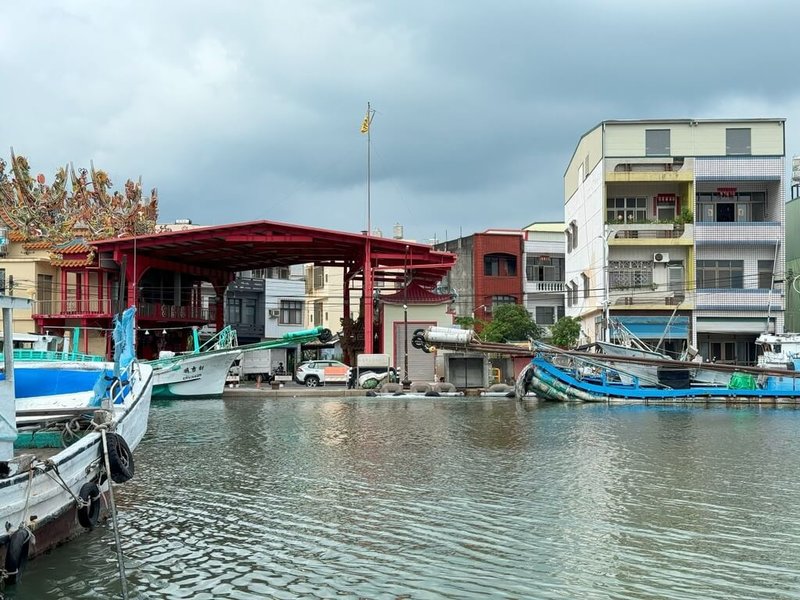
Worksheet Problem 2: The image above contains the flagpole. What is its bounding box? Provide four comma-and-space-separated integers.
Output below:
361, 102, 375, 356
366, 101, 371, 236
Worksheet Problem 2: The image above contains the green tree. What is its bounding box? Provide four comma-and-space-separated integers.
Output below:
453, 315, 485, 330
482, 304, 541, 342
549, 316, 581, 349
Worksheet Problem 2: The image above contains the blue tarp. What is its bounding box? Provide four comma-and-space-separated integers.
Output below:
614, 316, 689, 340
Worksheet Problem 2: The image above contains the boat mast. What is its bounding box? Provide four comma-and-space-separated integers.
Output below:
0, 296, 33, 462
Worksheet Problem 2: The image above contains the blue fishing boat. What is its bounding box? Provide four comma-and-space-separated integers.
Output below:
516, 343, 800, 403
0, 303, 153, 586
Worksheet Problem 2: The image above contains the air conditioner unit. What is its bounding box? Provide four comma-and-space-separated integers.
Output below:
653, 252, 670, 263
268, 309, 280, 318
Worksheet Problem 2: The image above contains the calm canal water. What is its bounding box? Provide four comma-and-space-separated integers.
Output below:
8, 396, 800, 599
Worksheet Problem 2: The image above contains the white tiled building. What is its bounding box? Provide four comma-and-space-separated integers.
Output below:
522, 222, 566, 335
564, 118, 785, 363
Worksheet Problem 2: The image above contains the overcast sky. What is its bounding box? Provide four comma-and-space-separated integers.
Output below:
1, 1, 798, 243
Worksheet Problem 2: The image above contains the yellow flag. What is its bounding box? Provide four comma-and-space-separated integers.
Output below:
360, 110, 370, 134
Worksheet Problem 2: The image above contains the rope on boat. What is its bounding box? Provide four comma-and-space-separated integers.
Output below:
41, 460, 84, 507
100, 427, 129, 600
21, 466, 36, 528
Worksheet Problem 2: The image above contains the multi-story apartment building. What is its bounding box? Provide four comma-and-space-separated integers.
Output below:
436, 230, 524, 321
304, 265, 361, 332
225, 265, 305, 344
522, 222, 566, 334
785, 158, 800, 332
565, 118, 785, 363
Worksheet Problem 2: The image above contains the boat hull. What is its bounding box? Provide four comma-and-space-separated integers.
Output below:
520, 356, 800, 404
150, 350, 241, 399
0, 361, 153, 570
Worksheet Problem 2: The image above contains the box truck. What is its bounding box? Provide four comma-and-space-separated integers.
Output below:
237, 348, 288, 379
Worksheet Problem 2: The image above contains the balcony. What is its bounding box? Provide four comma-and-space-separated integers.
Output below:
525, 281, 565, 293
608, 223, 693, 246
695, 289, 779, 311
33, 300, 215, 323
695, 222, 781, 246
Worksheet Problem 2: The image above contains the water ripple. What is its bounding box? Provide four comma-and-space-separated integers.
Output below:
12, 399, 800, 599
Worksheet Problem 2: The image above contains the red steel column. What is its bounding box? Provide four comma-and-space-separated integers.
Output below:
363, 238, 373, 354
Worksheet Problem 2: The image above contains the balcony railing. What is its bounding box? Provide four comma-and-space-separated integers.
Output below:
695, 289, 778, 310
33, 300, 215, 322
33, 298, 115, 316
525, 281, 566, 293
608, 223, 693, 240
695, 222, 781, 245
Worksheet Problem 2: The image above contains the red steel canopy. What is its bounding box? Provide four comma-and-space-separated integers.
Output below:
90, 220, 456, 352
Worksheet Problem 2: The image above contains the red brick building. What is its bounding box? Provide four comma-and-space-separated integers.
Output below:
436, 230, 524, 320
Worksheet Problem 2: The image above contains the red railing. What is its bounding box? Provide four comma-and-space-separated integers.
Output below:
33, 300, 215, 323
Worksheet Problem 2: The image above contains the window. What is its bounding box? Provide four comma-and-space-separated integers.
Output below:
313, 301, 323, 326
656, 200, 676, 222
226, 298, 242, 323
606, 197, 647, 224
726, 128, 751, 155
267, 267, 290, 280
280, 300, 303, 324
37, 274, 53, 314
484, 254, 517, 277
696, 191, 766, 223
526, 256, 563, 282
570, 221, 578, 248
491, 295, 516, 311
313, 267, 324, 289
0, 268, 5, 294
696, 260, 744, 289
646, 129, 670, 156
565, 229, 573, 253
243, 298, 257, 325
758, 260, 774, 289
608, 261, 653, 289
581, 273, 590, 298
535, 306, 556, 325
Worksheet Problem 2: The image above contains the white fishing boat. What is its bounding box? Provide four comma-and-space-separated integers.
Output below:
755, 332, 800, 370
147, 326, 334, 399
0, 303, 153, 586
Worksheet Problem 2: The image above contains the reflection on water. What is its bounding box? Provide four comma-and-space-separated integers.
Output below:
11, 399, 800, 599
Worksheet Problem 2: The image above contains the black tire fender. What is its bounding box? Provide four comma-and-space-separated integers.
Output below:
77, 482, 102, 528
105, 432, 135, 483
4, 528, 31, 584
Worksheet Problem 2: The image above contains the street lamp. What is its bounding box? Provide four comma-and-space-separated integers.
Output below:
402, 247, 411, 388
471, 304, 488, 320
